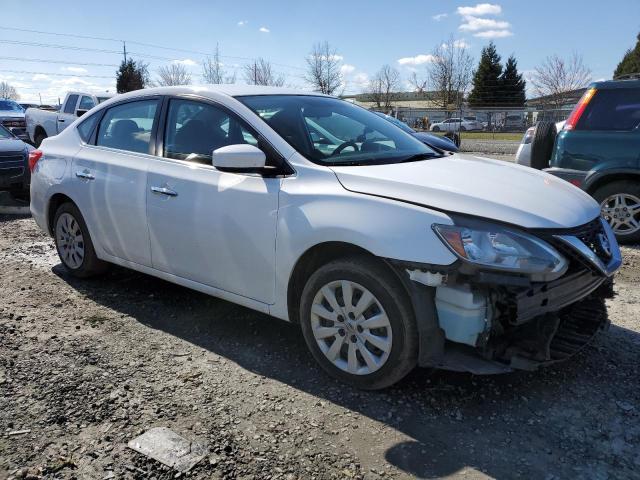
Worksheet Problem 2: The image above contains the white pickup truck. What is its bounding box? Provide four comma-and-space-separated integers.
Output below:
26, 91, 113, 146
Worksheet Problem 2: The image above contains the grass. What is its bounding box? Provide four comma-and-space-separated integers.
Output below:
428, 131, 524, 141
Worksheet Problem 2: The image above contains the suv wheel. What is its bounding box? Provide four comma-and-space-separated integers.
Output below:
299, 256, 418, 390
593, 181, 640, 244
53, 202, 108, 277
530, 121, 557, 170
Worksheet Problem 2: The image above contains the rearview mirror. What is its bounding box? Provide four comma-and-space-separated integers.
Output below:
212, 144, 266, 171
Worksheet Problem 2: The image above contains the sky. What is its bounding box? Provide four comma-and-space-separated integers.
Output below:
2, 0, 639, 103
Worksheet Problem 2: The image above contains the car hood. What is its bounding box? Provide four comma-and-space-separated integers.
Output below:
0, 138, 27, 152
412, 132, 458, 152
330, 153, 600, 229
0, 112, 25, 120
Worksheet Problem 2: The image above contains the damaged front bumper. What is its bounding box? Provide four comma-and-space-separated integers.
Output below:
391, 217, 622, 374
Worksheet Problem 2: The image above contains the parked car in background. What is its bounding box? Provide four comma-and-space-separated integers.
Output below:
518, 79, 640, 243
30, 85, 621, 389
515, 121, 565, 168
19, 102, 40, 111
0, 123, 34, 200
374, 112, 458, 152
0, 99, 28, 142
26, 91, 113, 147
430, 117, 482, 132
501, 114, 526, 132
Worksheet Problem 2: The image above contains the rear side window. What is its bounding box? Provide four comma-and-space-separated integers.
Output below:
77, 114, 99, 142
577, 88, 640, 131
78, 96, 95, 111
96, 100, 158, 154
64, 95, 79, 114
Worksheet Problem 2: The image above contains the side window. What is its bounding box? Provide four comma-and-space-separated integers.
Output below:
77, 113, 100, 142
64, 94, 79, 114
78, 96, 96, 111
578, 89, 640, 131
163, 99, 259, 164
96, 99, 158, 154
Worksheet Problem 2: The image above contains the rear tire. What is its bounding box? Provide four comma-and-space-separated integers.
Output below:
34, 131, 47, 148
592, 181, 640, 244
299, 256, 418, 390
53, 202, 108, 277
530, 121, 557, 170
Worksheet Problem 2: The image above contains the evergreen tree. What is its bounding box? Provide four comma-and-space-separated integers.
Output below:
468, 42, 502, 107
499, 55, 526, 107
116, 59, 149, 93
614, 32, 640, 79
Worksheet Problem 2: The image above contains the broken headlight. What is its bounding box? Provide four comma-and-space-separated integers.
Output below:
433, 222, 568, 281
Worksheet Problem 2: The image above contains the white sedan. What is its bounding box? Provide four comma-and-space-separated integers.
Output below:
430, 117, 482, 132
29, 85, 620, 389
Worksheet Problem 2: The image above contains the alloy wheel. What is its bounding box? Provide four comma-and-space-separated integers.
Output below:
600, 193, 640, 236
310, 280, 392, 375
55, 212, 85, 269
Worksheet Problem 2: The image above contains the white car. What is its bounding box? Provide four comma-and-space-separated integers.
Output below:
430, 117, 482, 132
29, 86, 621, 389
515, 121, 565, 167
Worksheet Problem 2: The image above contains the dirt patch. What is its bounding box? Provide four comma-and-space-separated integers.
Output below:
1, 215, 639, 479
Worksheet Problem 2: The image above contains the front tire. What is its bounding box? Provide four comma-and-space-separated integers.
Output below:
299, 256, 418, 390
34, 131, 47, 148
53, 202, 108, 277
593, 181, 640, 244
432, 126, 440, 132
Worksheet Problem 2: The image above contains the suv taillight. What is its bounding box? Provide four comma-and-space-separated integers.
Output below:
28, 150, 43, 172
564, 88, 596, 131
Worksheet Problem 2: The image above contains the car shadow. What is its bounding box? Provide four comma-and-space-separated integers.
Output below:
53, 264, 639, 479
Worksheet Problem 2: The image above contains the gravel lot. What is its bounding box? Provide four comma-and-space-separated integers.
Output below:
460, 139, 519, 159
1, 214, 639, 480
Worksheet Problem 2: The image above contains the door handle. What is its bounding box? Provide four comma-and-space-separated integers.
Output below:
150, 186, 178, 197
58, 119, 65, 122
75, 170, 95, 180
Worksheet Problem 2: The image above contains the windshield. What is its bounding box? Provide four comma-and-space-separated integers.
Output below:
238, 95, 439, 166
0, 100, 24, 112
0, 125, 13, 139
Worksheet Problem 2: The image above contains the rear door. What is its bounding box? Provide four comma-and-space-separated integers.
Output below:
57, 94, 79, 133
146, 97, 280, 303
72, 97, 160, 266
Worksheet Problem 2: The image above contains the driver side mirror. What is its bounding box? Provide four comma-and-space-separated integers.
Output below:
212, 144, 266, 171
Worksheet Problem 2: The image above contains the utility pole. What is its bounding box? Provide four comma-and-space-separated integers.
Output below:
38, 93, 42, 105
123, 41, 127, 63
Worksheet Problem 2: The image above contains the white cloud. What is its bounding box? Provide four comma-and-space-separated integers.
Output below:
441, 39, 471, 49
459, 16, 509, 31
457, 3, 502, 16
259, 27, 270, 33
340, 64, 356, 74
432, 13, 448, 21
62, 66, 88, 74
32, 74, 50, 81
172, 58, 197, 67
237, 20, 247, 26
397, 54, 436, 66
473, 29, 513, 38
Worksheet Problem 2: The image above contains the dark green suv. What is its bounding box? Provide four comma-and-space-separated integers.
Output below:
536, 80, 640, 243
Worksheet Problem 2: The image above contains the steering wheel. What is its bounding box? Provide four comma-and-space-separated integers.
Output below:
331, 141, 359, 156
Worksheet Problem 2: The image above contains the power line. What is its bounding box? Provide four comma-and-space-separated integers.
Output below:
0, 69, 113, 79
0, 56, 119, 68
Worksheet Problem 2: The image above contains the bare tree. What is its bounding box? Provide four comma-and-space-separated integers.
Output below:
367, 65, 401, 110
426, 36, 473, 109
408, 72, 428, 93
0, 81, 19, 100
243, 58, 285, 86
530, 53, 592, 108
156, 63, 192, 86
202, 43, 236, 84
305, 41, 343, 95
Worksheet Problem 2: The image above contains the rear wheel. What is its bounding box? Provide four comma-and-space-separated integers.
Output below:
593, 181, 640, 244
34, 131, 47, 148
530, 121, 557, 170
299, 256, 418, 390
53, 202, 108, 277
432, 126, 440, 132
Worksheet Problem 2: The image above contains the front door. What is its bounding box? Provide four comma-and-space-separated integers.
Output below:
146, 97, 280, 303
72, 98, 160, 266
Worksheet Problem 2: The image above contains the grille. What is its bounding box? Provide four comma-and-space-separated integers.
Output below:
1, 119, 26, 128
571, 218, 611, 263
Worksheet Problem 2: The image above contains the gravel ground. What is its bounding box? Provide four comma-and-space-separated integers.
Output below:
459, 139, 520, 156
1, 215, 639, 480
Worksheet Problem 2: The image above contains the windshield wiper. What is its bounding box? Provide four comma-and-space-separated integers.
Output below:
398, 152, 442, 163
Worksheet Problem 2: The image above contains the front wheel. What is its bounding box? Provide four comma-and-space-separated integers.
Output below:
34, 131, 47, 148
299, 256, 418, 390
593, 181, 640, 244
432, 126, 440, 132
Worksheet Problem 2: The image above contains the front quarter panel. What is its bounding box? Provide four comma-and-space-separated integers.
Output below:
270, 160, 456, 321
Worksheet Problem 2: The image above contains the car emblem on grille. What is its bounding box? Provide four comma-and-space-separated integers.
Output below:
598, 232, 611, 257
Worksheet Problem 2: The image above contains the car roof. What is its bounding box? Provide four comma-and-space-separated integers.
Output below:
591, 79, 640, 90
119, 84, 327, 100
